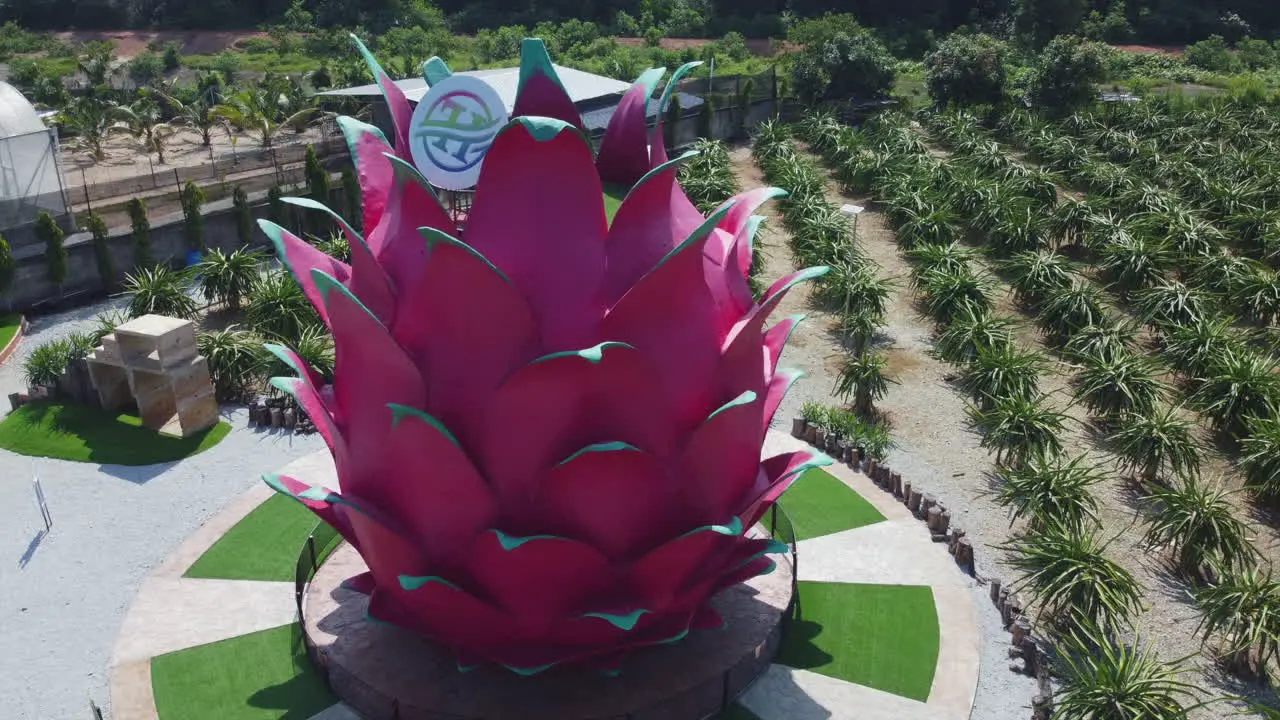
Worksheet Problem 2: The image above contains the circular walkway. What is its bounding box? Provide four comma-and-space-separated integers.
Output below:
108, 430, 981, 720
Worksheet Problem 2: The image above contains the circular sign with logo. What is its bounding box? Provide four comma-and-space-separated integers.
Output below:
408, 74, 509, 191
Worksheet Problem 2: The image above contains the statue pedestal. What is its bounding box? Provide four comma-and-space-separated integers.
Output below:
303, 542, 793, 720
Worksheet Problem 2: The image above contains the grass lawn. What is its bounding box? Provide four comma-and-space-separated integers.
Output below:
151, 623, 335, 720
0, 313, 20, 351
185, 495, 325, 581
779, 468, 886, 541
779, 582, 940, 702
603, 184, 628, 223
0, 401, 230, 465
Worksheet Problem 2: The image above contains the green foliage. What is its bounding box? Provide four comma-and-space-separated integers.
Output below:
791, 31, 895, 105
958, 345, 1045, 409
198, 327, 265, 401
1003, 522, 1144, 633
180, 181, 207, 252
1073, 351, 1166, 425
36, 212, 66, 287
85, 213, 115, 287
696, 96, 715, 139
1053, 624, 1209, 720
1108, 405, 1203, 484
1240, 416, 1280, 498
341, 166, 362, 231
995, 453, 1104, 533
127, 197, 152, 267
245, 270, 321, 341
1184, 35, 1240, 73
968, 393, 1068, 468
124, 265, 198, 319
268, 185, 286, 227
232, 186, 254, 247
833, 351, 896, 418
1142, 476, 1257, 581
195, 248, 262, 311
1026, 35, 1108, 115
23, 339, 76, 387
1192, 349, 1280, 440
924, 33, 1008, 109
1015, 0, 1089, 50
1193, 566, 1280, 676
0, 234, 13, 297
310, 231, 352, 263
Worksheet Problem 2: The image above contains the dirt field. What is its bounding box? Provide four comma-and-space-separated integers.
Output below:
50, 30, 268, 60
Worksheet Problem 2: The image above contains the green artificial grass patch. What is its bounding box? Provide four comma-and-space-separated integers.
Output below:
603, 184, 628, 223
779, 468, 886, 541
780, 582, 940, 702
185, 495, 326, 581
0, 401, 230, 465
151, 623, 335, 720
0, 313, 20, 351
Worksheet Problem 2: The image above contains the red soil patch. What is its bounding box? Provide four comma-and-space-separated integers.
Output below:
616, 36, 791, 56
1109, 44, 1185, 57
49, 30, 268, 59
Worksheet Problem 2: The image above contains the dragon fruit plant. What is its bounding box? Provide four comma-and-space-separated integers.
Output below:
260, 37, 830, 674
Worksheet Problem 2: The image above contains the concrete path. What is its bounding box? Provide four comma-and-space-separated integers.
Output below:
108, 432, 981, 720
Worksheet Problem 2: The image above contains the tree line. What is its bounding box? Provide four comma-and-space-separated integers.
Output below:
2, 0, 1278, 46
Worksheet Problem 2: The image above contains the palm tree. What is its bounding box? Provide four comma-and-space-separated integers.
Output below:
1074, 351, 1166, 426
113, 93, 176, 163
1108, 405, 1202, 485
833, 351, 896, 418
1003, 522, 1144, 633
935, 306, 1016, 365
995, 453, 1103, 533
164, 93, 225, 147
1240, 415, 1280, 499
214, 86, 317, 148
1192, 349, 1280, 440
958, 345, 1045, 410
194, 248, 263, 311
969, 393, 1068, 468
1192, 566, 1280, 677
1053, 624, 1212, 720
1142, 476, 1257, 582
124, 265, 198, 319
59, 97, 116, 161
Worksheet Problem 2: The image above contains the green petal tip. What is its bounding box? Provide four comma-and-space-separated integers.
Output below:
490, 529, 564, 551
558, 441, 640, 466
386, 404, 460, 446
582, 608, 649, 631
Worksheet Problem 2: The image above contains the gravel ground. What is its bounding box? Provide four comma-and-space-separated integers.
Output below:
0, 299, 326, 720
731, 146, 1041, 720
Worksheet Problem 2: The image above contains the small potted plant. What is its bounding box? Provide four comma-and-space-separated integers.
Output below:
800, 401, 825, 446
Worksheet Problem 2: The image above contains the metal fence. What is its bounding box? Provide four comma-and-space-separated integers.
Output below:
63, 120, 348, 210
292, 501, 801, 720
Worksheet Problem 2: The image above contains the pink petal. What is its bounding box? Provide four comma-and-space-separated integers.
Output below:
337, 116, 393, 233
630, 522, 742, 610
679, 391, 765, 525
595, 69, 666, 187
263, 473, 359, 550
392, 230, 538, 445
603, 206, 738, 430
257, 220, 350, 327
511, 39, 583, 128
384, 578, 516, 651
601, 151, 703, 307
479, 343, 673, 519
764, 314, 805, 378
466, 530, 611, 636
763, 368, 806, 431
369, 155, 456, 294
379, 405, 497, 565
739, 450, 833, 528
353, 36, 412, 161
282, 197, 397, 325
538, 443, 677, 558
465, 118, 606, 350
312, 271, 426, 497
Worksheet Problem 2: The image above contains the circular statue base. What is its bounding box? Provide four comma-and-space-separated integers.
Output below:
303, 543, 794, 720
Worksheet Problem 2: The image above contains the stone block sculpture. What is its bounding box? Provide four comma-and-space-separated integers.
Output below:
259, 37, 831, 675
86, 314, 219, 437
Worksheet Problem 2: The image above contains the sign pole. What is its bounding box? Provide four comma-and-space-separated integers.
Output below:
33, 476, 51, 532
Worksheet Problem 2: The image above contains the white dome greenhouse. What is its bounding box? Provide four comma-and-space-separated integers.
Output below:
0, 82, 69, 232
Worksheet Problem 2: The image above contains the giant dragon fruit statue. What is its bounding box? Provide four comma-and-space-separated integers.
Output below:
259, 36, 831, 675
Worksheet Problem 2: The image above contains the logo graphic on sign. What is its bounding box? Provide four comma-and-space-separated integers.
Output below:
409, 75, 508, 191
